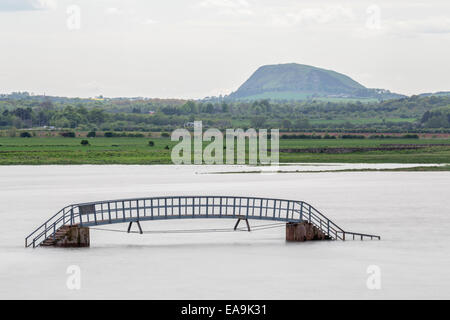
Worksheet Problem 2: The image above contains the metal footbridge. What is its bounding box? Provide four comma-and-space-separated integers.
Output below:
25, 195, 380, 248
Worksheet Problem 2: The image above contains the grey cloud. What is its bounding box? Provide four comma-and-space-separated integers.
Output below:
0, 0, 56, 11
395, 18, 450, 34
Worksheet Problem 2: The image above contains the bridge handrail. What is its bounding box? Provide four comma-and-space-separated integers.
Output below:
339, 231, 381, 240
25, 205, 75, 247
71, 195, 312, 208
300, 203, 344, 231
291, 202, 346, 239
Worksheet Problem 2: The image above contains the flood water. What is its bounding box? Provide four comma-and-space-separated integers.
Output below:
0, 164, 449, 299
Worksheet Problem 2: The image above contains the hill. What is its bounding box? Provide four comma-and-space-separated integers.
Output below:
228, 63, 404, 101
418, 91, 450, 97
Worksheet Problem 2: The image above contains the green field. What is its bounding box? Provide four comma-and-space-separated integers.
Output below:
309, 117, 417, 125
0, 136, 449, 166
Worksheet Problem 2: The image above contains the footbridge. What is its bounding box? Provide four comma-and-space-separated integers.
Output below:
25, 196, 380, 248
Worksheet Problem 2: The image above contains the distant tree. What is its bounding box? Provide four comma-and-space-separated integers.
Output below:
402, 134, 419, 139
40, 100, 53, 110
11, 116, 24, 128
181, 100, 198, 114
294, 118, 310, 129
8, 128, 16, 137
53, 117, 71, 128
87, 109, 107, 125
60, 131, 76, 138
205, 103, 214, 114
426, 116, 449, 128
221, 102, 230, 113
12, 107, 32, 121
20, 131, 32, 138
281, 119, 292, 130
250, 116, 266, 128
161, 106, 179, 115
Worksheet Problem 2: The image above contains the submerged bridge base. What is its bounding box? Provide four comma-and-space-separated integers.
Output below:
286, 222, 330, 242
41, 225, 90, 248
40, 222, 328, 247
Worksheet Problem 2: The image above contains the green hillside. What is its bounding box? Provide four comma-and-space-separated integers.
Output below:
228, 63, 404, 101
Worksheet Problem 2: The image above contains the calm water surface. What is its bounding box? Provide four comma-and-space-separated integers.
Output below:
0, 165, 449, 299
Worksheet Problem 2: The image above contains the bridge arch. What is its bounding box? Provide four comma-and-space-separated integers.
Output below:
25, 196, 380, 248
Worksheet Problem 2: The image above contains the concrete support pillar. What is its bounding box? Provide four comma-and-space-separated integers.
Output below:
286, 222, 327, 242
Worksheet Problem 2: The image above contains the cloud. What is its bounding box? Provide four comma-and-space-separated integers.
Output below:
79, 81, 104, 97
142, 18, 157, 25
355, 16, 450, 39
393, 17, 450, 34
103, 7, 158, 26
204, 87, 233, 97
199, 0, 250, 9
0, 0, 57, 11
105, 7, 122, 16
198, 0, 253, 16
271, 5, 355, 27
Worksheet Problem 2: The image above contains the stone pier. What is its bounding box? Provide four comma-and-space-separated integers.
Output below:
286, 222, 329, 242
41, 225, 90, 247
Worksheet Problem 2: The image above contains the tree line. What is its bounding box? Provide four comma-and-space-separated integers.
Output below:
0, 93, 449, 132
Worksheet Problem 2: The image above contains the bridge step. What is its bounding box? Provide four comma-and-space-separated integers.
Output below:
286, 222, 331, 242
40, 225, 90, 247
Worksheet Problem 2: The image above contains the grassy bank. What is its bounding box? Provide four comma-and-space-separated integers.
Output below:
210, 165, 450, 174
0, 137, 449, 165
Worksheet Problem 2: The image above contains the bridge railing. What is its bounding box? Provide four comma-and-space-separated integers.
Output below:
25, 205, 74, 248
25, 196, 380, 247
296, 203, 346, 240
338, 231, 381, 241
70, 196, 308, 225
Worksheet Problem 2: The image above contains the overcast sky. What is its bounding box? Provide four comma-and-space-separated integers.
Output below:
0, 0, 449, 98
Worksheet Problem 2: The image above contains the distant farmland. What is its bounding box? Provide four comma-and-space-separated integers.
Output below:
0, 135, 449, 166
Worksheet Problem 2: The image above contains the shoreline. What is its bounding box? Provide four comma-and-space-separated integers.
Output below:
206, 165, 450, 174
